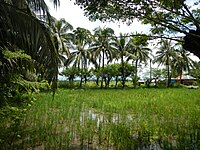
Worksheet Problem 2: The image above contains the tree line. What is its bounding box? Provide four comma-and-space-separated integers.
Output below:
54, 18, 198, 88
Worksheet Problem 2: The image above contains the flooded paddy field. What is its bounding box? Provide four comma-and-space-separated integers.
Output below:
1, 88, 200, 149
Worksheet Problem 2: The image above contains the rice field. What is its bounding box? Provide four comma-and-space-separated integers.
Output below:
2, 88, 200, 149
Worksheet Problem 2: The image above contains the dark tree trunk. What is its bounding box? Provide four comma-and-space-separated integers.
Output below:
96, 77, 99, 86
183, 30, 200, 59
84, 75, 87, 84
180, 70, 183, 84
149, 59, 152, 85
167, 64, 170, 88
121, 50, 125, 88
104, 77, 107, 88
80, 76, 83, 87
101, 49, 105, 89
107, 77, 111, 88
134, 59, 138, 89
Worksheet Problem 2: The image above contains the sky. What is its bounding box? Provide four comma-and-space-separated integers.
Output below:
45, 0, 151, 35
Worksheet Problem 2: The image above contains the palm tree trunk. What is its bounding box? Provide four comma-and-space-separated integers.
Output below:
179, 69, 183, 84
107, 77, 111, 88
101, 48, 105, 89
121, 52, 125, 88
167, 64, 170, 87
149, 59, 152, 85
80, 61, 83, 87
84, 60, 87, 84
134, 59, 138, 89
96, 59, 101, 86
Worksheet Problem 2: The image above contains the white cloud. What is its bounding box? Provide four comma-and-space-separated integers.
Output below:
45, 0, 150, 35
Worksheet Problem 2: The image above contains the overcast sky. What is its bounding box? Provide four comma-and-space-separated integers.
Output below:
45, 0, 151, 35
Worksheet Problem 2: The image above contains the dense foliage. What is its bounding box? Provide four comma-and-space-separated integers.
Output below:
0, 0, 62, 106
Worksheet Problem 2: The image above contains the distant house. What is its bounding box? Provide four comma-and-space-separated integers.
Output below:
175, 75, 196, 85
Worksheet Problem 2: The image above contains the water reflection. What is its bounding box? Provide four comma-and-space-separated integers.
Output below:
79, 110, 163, 150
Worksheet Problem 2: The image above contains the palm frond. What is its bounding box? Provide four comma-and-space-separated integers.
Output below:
0, 0, 59, 89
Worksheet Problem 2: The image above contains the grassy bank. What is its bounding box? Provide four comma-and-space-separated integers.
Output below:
1, 88, 200, 149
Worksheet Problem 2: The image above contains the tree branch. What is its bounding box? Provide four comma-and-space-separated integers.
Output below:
182, 2, 200, 30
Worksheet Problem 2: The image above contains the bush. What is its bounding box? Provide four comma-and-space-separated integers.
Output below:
0, 76, 50, 148
0, 93, 36, 149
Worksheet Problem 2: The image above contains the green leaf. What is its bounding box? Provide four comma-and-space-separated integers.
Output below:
3, 49, 31, 60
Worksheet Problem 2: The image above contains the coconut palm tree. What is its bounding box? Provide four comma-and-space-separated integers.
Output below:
127, 35, 151, 88
190, 61, 200, 81
155, 40, 177, 87
51, 17, 73, 66
172, 47, 194, 82
90, 27, 116, 88
112, 33, 132, 88
66, 27, 92, 87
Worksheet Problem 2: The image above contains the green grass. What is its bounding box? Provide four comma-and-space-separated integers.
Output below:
2, 88, 200, 149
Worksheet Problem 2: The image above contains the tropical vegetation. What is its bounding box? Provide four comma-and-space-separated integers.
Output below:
0, 0, 200, 149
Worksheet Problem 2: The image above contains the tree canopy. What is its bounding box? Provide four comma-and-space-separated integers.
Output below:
72, 0, 200, 58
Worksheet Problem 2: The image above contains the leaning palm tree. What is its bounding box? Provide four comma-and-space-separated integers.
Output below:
90, 27, 116, 88
66, 27, 92, 87
51, 17, 73, 66
127, 35, 151, 88
0, 0, 60, 95
155, 40, 177, 87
